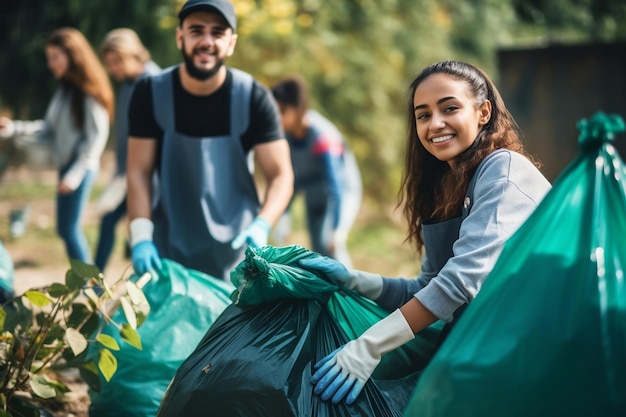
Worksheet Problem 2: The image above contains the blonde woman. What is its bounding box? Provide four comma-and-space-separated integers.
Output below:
0, 27, 113, 263
94, 28, 160, 272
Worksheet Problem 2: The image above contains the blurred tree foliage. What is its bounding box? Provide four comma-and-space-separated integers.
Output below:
0, 0, 624, 206
0, 0, 178, 118
512, 0, 626, 42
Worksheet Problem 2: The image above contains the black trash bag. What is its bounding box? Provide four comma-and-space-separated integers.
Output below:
157, 298, 419, 417
229, 245, 444, 380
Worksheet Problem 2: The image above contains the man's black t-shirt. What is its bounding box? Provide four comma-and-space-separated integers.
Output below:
128, 67, 283, 155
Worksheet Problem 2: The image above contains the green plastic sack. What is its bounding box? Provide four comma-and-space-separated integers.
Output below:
88, 259, 234, 417
405, 112, 626, 416
157, 245, 442, 417
0, 240, 14, 302
159, 245, 442, 416
230, 244, 339, 304
231, 245, 444, 379
158, 298, 420, 417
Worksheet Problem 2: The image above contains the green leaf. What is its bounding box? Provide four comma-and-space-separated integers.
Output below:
125, 281, 151, 327
5, 396, 41, 417
67, 303, 93, 328
79, 361, 101, 392
29, 373, 56, 399
23, 290, 51, 307
98, 349, 117, 382
79, 313, 100, 338
96, 334, 120, 351
47, 282, 70, 298
0, 307, 5, 331
120, 297, 137, 329
69, 259, 101, 279
65, 269, 87, 291
42, 322, 64, 345
65, 328, 88, 356
120, 323, 142, 350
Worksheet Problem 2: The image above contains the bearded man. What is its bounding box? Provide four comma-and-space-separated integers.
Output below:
126, 0, 293, 280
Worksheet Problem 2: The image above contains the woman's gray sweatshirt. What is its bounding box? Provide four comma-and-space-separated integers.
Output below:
376, 150, 551, 322
1, 88, 109, 190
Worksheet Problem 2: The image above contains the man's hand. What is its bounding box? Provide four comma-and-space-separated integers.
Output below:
132, 241, 162, 276
130, 218, 162, 276
231, 217, 271, 249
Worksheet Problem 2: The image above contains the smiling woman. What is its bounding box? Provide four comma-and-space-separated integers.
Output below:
413, 73, 491, 166
298, 60, 552, 405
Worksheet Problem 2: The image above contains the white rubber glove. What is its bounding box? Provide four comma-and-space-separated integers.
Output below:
298, 255, 383, 299
311, 309, 415, 404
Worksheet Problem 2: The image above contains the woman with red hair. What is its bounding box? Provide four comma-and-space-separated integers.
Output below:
0, 27, 113, 263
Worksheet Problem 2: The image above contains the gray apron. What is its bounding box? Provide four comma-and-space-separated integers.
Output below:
150, 66, 259, 280
423, 149, 508, 342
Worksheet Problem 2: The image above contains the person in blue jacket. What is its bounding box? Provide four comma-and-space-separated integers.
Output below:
126, 0, 293, 280
94, 28, 161, 272
271, 76, 362, 267
300, 60, 552, 405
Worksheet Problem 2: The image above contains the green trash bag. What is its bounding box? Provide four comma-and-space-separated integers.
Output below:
405, 112, 626, 417
0, 240, 14, 302
157, 245, 444, 416
231, 244, 445, 379
88, 259, 234, 417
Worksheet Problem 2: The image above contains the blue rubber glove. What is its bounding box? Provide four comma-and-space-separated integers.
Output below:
299, 255, 383, 299
231, 217, 271, 250
311, 309, 414, 404
132, 240, 162, 276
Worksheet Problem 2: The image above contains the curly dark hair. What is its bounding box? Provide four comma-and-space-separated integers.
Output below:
398, 60, 540, 251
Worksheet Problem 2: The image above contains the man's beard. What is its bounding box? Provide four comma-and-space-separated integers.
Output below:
181, 41, 225, 81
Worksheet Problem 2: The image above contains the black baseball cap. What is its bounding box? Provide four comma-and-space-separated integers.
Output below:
178, 0, 237, 31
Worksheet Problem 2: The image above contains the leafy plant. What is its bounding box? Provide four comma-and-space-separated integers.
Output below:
0, 259, 150, 417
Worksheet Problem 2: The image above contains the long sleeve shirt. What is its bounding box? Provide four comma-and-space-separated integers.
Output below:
1, 88, 109, 190
376, 150, 552, 322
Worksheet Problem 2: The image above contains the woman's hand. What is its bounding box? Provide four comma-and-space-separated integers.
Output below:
311, 309, 415, 404
57, 180, 73, 195
0, 116, 11, 129
0, 116, 14, 137
299, 255, 383, 299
